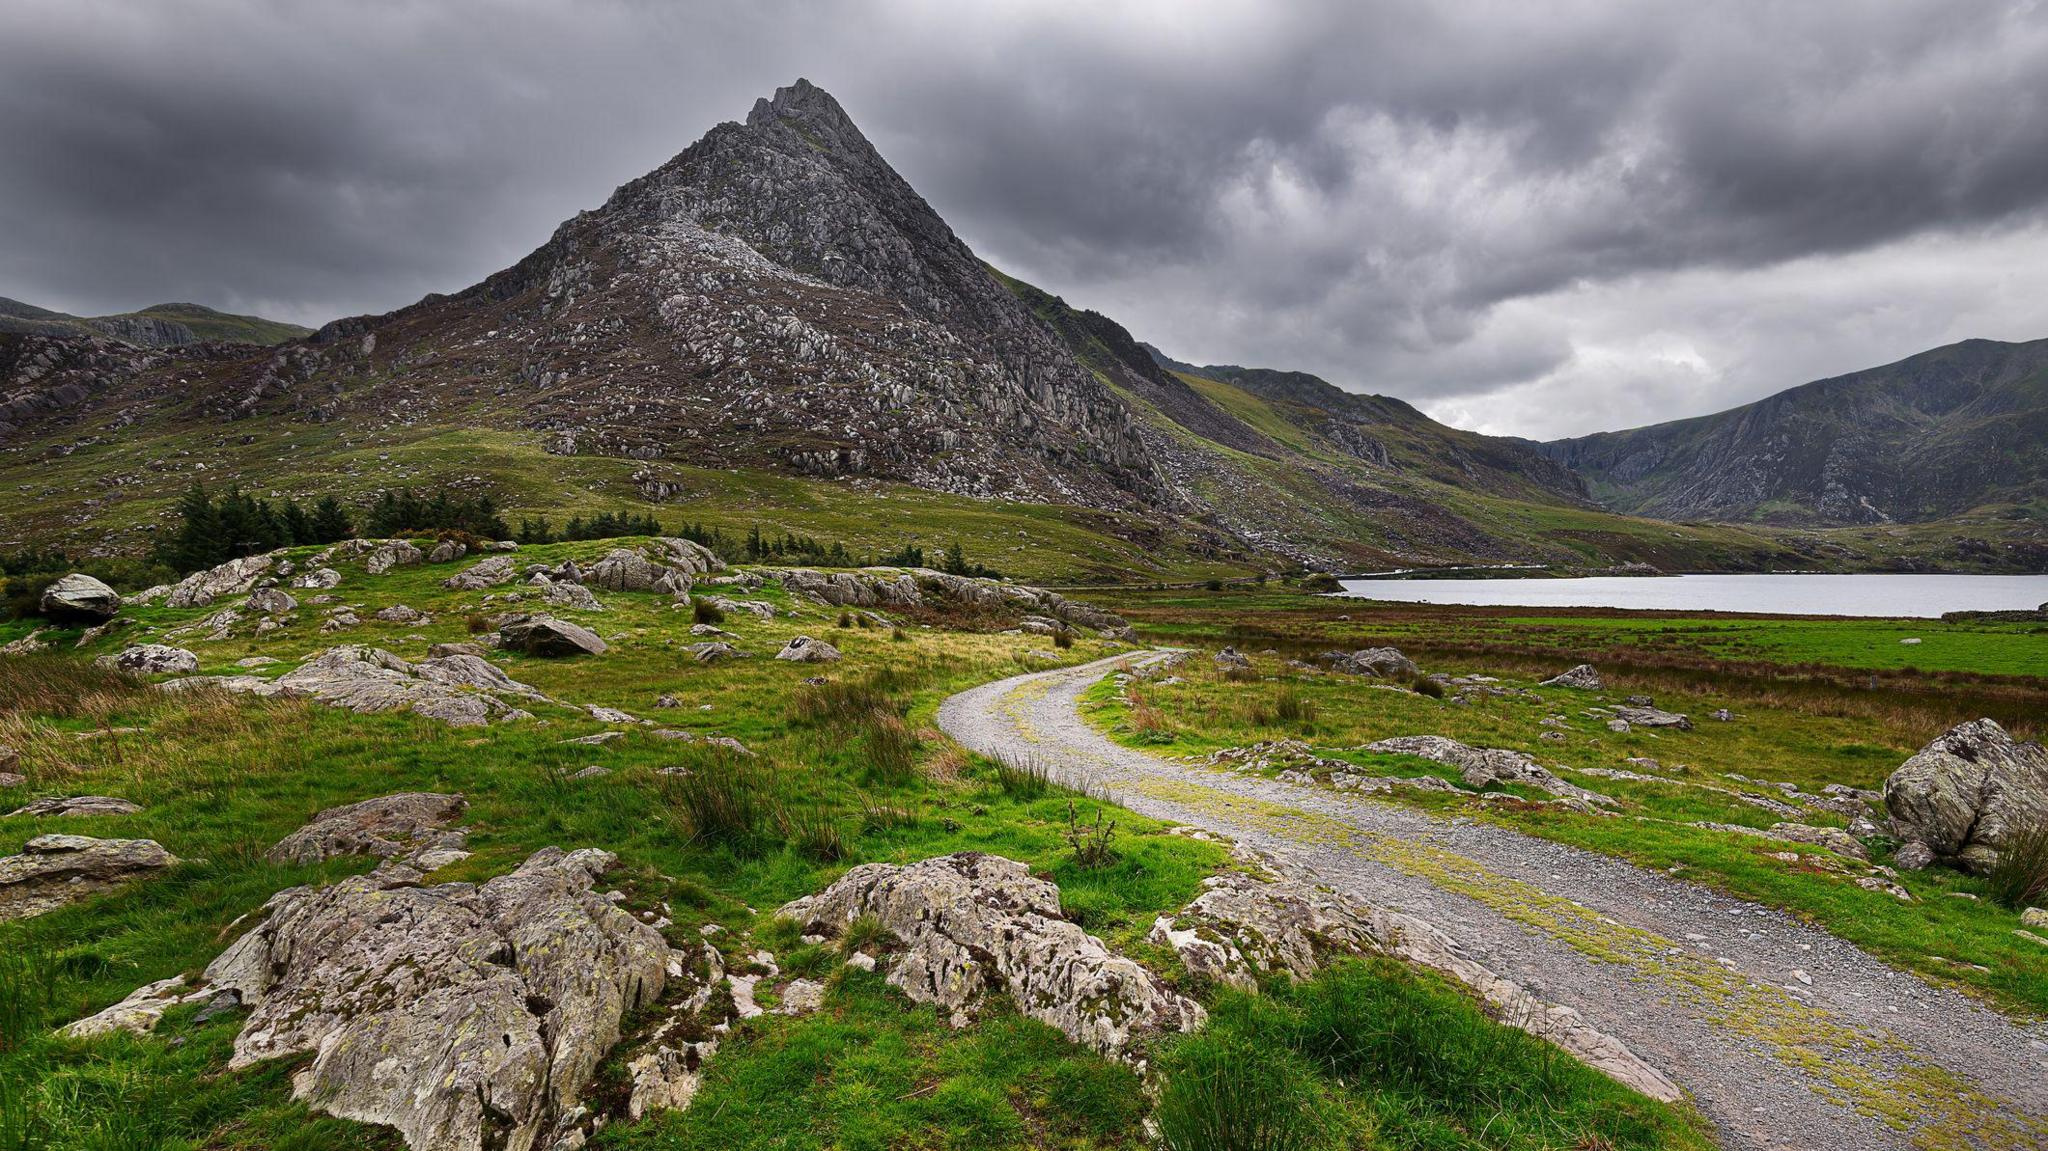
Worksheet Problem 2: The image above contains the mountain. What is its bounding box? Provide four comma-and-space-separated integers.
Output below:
1539, 338, 2048, 526
0, 79, 1949, 577
0, 297, 311, 347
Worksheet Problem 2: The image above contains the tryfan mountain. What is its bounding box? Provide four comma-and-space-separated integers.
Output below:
0, 80, 2037, 577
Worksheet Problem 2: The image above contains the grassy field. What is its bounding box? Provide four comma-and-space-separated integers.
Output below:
1078, 587, 2048, 1014
0, 542, 1709, 1150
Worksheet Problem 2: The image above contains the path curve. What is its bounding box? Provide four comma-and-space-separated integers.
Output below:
938, 652, 2048, 1151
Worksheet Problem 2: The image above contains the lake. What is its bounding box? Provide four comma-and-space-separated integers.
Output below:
1334, 573, 2048, 618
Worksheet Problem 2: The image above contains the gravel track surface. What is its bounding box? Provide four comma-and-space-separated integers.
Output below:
937, 652, 2048, 1151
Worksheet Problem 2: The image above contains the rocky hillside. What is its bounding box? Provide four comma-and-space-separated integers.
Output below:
0, 79, 1962, 575
1539, 338, 2048, 525
0, 297, 310, 347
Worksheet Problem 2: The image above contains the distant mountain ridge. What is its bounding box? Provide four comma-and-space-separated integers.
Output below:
1538, 338, 2048, 525
0, 297, 310, 347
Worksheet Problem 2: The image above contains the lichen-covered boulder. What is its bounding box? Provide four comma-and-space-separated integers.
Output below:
1885, 718, 2048, 874
0, 835, 177, 922
175, 645, 537, 728
39, 573, 121, 621
586, 548, 691, 596
97, 644, 199, 675
267, 793, 468, 865
777, 853, 1202, 1062
205, 848, 666, 1151
1613, 704, 1692, 730
1319, 647, 1420, 678
499, 615, 608, 657
774, 635, 840, 663
247, 586, 298, 615
364, 540, 423, 576
1540, 664, 1604, 690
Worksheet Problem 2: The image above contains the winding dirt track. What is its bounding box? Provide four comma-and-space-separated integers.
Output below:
937, 652, 2048, 1151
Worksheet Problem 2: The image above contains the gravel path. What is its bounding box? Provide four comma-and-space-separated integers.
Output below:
938, 652, 2048, 1151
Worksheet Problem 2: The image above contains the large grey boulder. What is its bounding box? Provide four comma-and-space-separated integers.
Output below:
542, 579, 606, 612
268, 793, 469, 866
175, 645, 537, 728
0, 834, 177, 922
652, 537, 725, 576
443, 555, 518, 590
39, 573, 121, 621
247, 586, 297, 615
7, 795, 142, 818
165, 553, 275, 608
499, 615, 607, 657
1366, 735, 1613, 806
1885, 718, 2048, 874
97, 644, 199, 675
777, 853, 1203, 1062
1540, 664, 1604, 691
774, 634, 840, 663
291, 566, 342, 590
205, 848, 666, 1151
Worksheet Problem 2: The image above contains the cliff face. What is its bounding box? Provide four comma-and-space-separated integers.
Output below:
1540, 338, 2048, 524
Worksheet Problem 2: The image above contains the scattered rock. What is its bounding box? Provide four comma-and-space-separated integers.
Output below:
778, 853, 1203, 1062
1539, 664, 1604, 690
1319, 646, 1420, 678
267, 792, 469, 865
774, 635, 840, 663
7, 795, 142, 818
1691, 821, 1871, 862
586, 548, 692, 596
97, 643, 199, 675
0, 835, 178, 922
2021, 907, 2048, 929
38, 573, 121, 621
1214, 646, 1251, 670
1884, 718, 2048, 875
499, 615, 608, 657
543, 580, 606, 612
686, 641, 740, 663
171, 645, 540, 727
205, 848, 666, 1151
373, 604, 427, 624
426, 539, 467, 564
292, 566, 343, 590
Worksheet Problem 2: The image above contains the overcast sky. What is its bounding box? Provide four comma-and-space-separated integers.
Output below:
4, 1, 2047, 439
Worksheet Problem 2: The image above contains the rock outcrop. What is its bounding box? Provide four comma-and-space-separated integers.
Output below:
1612, 705, 1692, 730
443, 554, 518, 590
39, 573, 121, 620
162, 553, 275, 609
1319, 647, 1421, 678
778, 853, 1203, 1062
206, 848, 666, 1151
267, 793, 469, 866
97, 643, 199, 675
7, 795, 142, 818
1366, 736, 1613, 806
0, 834, 177, 921
1885, 718, 2048, 874
169, 645, 541, 727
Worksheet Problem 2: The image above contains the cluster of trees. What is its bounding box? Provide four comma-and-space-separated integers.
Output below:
934, 538, 1001, 579
363, 489, 510, 540
515, 510, 667, 545
3, 549, 178, 619
154, 485, 354, 574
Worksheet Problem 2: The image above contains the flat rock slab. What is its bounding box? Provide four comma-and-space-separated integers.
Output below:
499, 615, 608, 657
0, 834, 177, 921
7, 795, 142, 818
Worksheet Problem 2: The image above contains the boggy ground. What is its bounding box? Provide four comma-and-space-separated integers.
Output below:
944, 652, 2048, 1151
0, 541, 1713, 1151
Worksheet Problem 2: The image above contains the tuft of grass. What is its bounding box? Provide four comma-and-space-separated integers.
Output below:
1154, 1030, 1342, 1151
1053, 628, 1074, 649
1409, 676, 1445, 699
859, 712, 919, 786
661, 749, 772, 850
836, 611, 853, 629
992, 752, 1055, 799
1987, 821, 2048, 911
0, 654, 145, 719
776, 805, 848, 863
692, 597, 725, 626
859, 794, 919, 833
465, 613, 489, 634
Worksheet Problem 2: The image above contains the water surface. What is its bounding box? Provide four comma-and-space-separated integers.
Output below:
1335, 573, 2048, 618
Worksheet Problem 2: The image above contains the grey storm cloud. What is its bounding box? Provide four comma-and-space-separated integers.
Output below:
3, 0, 2047, 438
